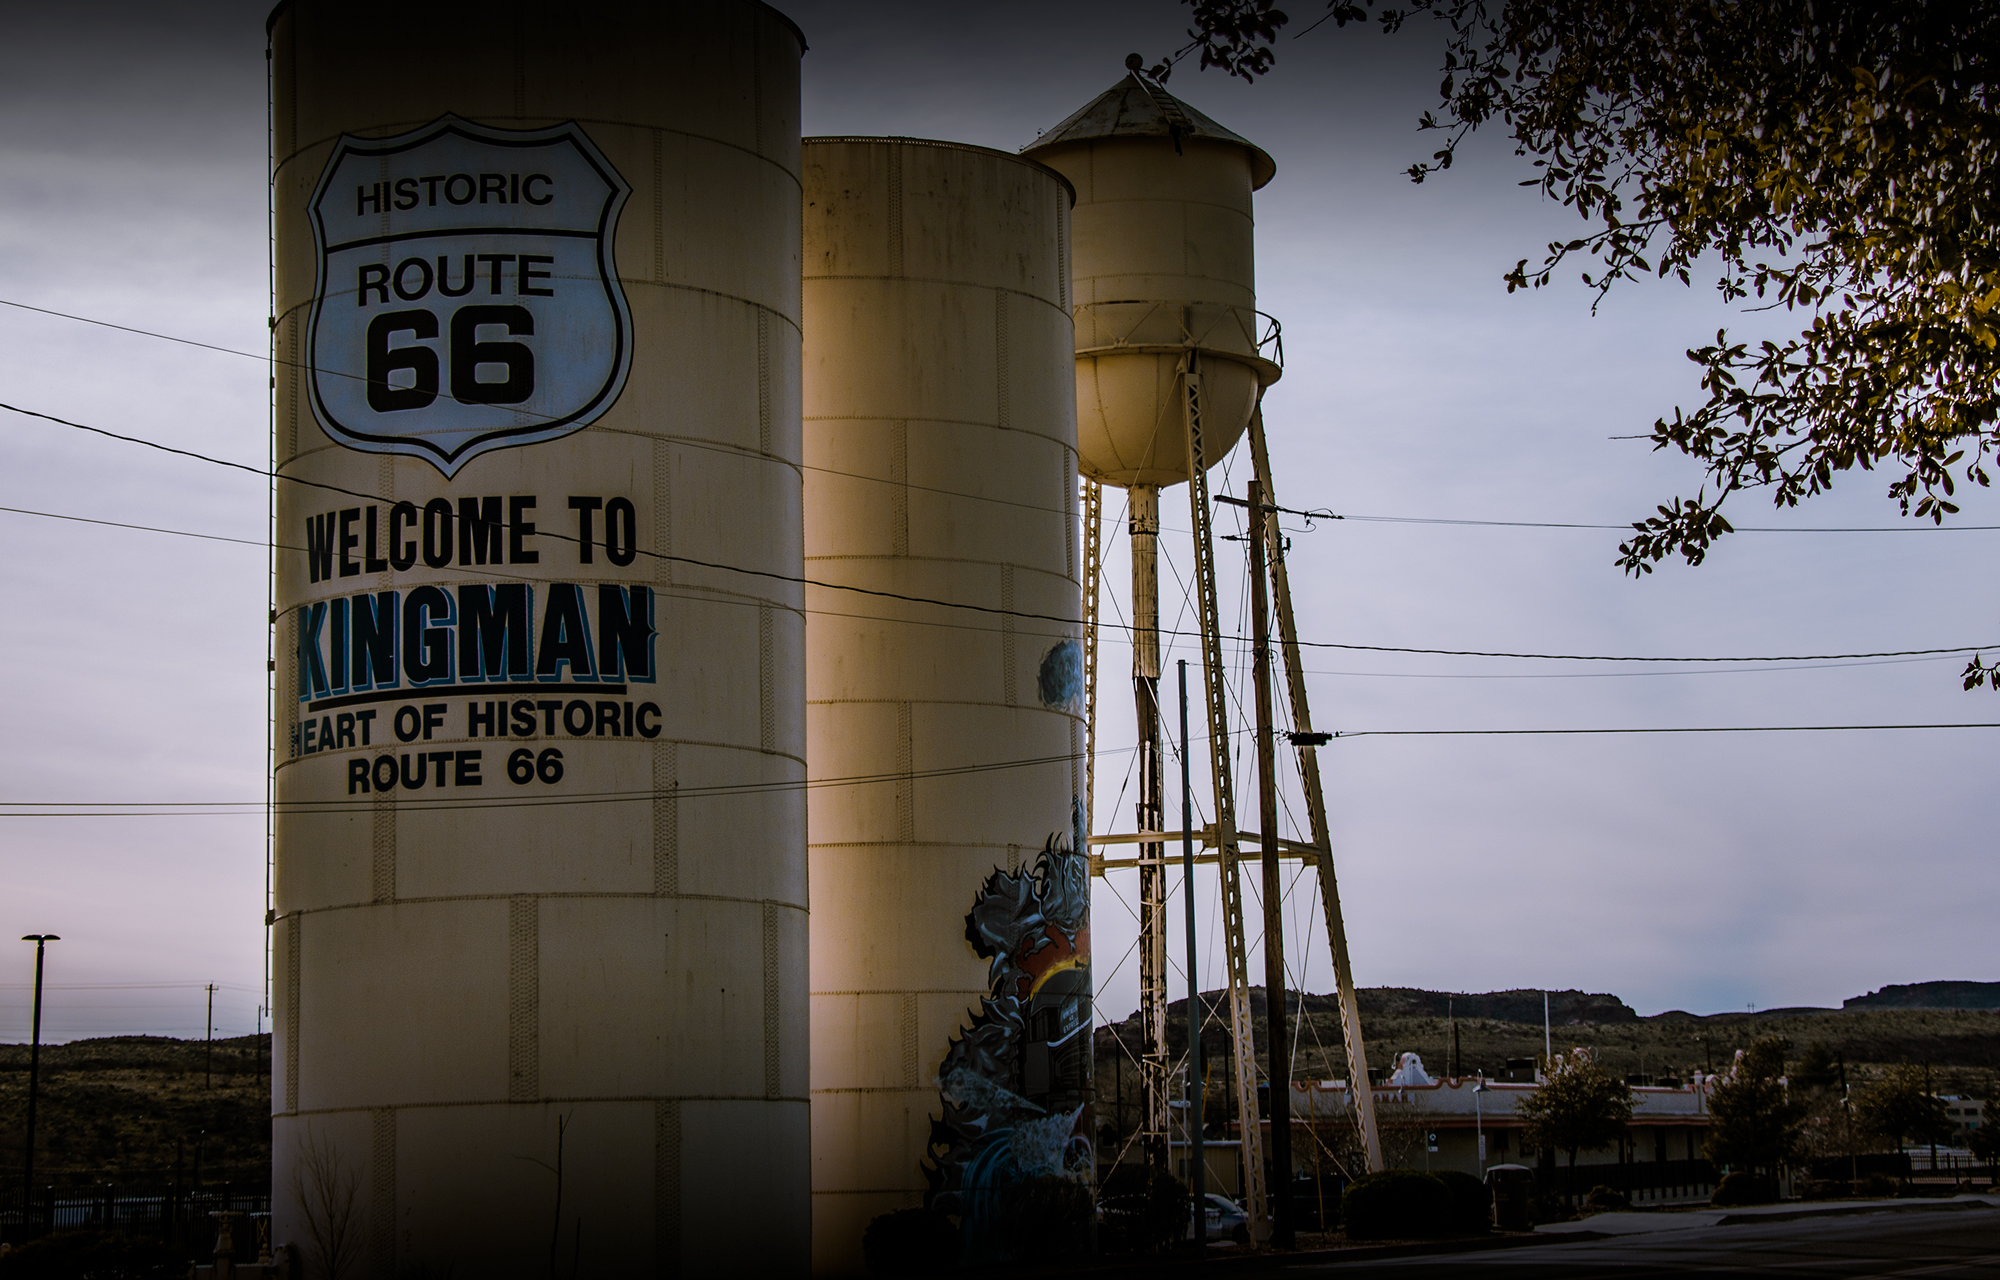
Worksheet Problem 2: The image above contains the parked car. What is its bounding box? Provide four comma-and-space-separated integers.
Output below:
1188, 1192, 1250, 1243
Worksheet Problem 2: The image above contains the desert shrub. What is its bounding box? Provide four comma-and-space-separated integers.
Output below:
1860, 1173, 1900, 1197
1431, 1168, 1492, 1233
1341, 1169, 1453, 1240
1710, 1171, 1779, 1206
1581, 1184, 1631, 1213
0, 1229, 182, 1280
862, 1207, 959, 1278
1097, 1163, 1189, 1255
995, 1176, 1093, 1263
1798, 1178, 1847, 1201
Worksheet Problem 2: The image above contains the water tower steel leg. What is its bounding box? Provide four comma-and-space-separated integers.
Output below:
1182, 355, 1269, 1241
1129, 484, 1172, 1169
1081, 477, 1103, 846
1247, 410, 1384, 1173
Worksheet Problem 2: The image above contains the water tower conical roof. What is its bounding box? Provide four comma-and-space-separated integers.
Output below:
1022, 72, 1276, 189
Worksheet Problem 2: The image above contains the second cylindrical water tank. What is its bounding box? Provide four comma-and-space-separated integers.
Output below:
802, 136, 1090, 1274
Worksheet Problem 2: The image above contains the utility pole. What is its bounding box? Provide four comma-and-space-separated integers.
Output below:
1248, 479, 1293, 1249
1130, 486, 1171, 1170
1243, 411, 1381, 1172
1179, 660, 1206, 1244
205, 984, 216, 1089
1451, 997, 1462, 1079
20, 934, 58, 1222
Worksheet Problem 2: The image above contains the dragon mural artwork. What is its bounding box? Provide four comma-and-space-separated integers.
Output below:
924, 799, 1094, 1258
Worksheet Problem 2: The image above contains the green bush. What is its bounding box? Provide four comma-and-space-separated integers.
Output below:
1710, 1172, 1779, 1206
1097, 1163, 1190, 1254
1431, 1168, 1493, 1233
995, 1176, 1093, 1263
1581, 1184, 1631, 1213
0, 1230, 182, 1280
862, 1207, 959, 1278
1860, 1173, 1900, 1198
1341, 1169, 1454, 1240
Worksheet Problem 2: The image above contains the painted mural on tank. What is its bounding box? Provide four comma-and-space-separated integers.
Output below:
924, 799, 1093, 1257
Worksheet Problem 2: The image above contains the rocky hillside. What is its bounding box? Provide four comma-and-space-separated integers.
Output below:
1845, 981, 2000, 1011
0, 1034, 270, 1188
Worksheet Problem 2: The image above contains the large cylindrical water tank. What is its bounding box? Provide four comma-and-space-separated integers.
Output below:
1022, 73, 1279, 489
801, 137, 1090, 1273
268, 3, 808, 1273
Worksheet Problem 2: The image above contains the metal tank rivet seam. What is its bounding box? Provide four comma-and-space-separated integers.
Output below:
278, 1093, 813, 1119
284, 920, 301, 1114
369, 1108, 396, 1279
278, 893, 810, 919
808, 988, 985, 998
655, 1097, 681, 1277
270, 742, 807, 779
273, 120, 808, 188
761, 902, 782, 1099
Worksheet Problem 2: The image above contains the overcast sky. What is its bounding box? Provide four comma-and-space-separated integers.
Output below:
0, 0, 1991, 1046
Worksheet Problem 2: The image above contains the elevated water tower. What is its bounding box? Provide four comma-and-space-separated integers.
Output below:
1025, 66, 1381, 1241
1024, 63, 1280, 1235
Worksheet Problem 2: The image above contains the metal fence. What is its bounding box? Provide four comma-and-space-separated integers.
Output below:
1905, 1151, 1995, 1179
0, 1181, 268, 1246
1539, 1158, 1717, 1205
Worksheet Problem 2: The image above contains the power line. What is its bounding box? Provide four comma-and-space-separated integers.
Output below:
1298, 653, 1962, 679
1291, 639, 1993, 663
0, 982, 262, 993
5, 716, 1998, 818
0, 297, 1080, 520
5, 398, 1994, 666
0, 504, 277, 549
0, 298, 259, 364
16, 299, 2000, 536
1330, 722, 2000, 739
0, 746, 1127, 818
0, 484, 1976, 676
0, 398, 1086, 629
1323, 512, 2000, 534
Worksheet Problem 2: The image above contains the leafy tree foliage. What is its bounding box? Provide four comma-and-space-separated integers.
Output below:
1150, 2, 2000, 687
1967, 1118, 2000, 1161
1791, 1041, 1841, 1091
1516, 1049, 1633, 1199
1704, 1036, 1807, 1178
1854, 1064, 1953, 1151
1966, 1097, 2000, 1176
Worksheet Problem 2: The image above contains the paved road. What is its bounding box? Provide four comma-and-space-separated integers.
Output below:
1281, 1203, 2000, 1278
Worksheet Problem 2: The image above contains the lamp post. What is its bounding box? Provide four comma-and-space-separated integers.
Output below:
1474, 1080, 1490, 1173
20, 934, 58, 1223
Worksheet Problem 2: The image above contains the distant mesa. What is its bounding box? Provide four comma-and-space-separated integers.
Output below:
1356, 987, 1639, 1025
1844, 981, 2000, 1011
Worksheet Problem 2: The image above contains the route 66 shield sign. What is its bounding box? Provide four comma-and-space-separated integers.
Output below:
306, 116, 633, 475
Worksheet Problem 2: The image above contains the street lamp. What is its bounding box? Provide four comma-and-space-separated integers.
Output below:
1474, 1079, 1491, 1173
20, 934, 59, 1222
